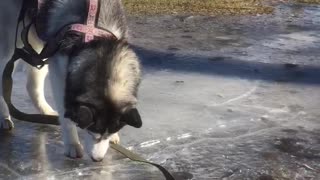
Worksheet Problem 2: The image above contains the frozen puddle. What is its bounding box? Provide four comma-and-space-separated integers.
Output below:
262, 31, 320, 51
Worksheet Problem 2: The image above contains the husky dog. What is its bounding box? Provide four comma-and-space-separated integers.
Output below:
0, 0, 142, 162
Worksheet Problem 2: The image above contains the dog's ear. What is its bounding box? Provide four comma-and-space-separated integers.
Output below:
121, 108, 142, 128
78, 106, 94, 129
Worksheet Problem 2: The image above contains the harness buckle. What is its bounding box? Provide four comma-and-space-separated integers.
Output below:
35, 60, 46, 69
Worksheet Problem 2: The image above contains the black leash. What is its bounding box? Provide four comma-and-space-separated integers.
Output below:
110, 143, 176, 179
1, 2, 175, 180
2, 49, 59, 124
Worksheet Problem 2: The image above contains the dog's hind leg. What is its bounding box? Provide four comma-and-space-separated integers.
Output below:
0, 0, 24, 130
0, 55, 14, 130
26, 25, 57, 115
26, 65, 57, 115
48, 54, 83, 158
0, 87, 14, 130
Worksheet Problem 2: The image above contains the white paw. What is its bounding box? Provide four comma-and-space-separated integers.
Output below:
110, 133, 120, 144
64, 143, 84, 159
0, 117, 14, 130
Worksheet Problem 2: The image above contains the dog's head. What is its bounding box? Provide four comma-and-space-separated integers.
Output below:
65, 39, 142, 161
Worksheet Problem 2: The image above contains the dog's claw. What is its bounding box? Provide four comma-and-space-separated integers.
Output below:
0, 118, 14, 130
110, 133, 120, 144
64, 143, 84, 159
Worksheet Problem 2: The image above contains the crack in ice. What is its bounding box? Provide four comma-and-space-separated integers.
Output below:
0, 163, 21, 177
140, 140, 161, 147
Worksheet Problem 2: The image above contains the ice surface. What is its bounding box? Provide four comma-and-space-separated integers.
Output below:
0, 4, 320, 180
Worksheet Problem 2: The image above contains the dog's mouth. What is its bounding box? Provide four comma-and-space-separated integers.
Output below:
84, 131, 111, 162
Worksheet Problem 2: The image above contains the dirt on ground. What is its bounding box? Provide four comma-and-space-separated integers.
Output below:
124, 0, 320, 16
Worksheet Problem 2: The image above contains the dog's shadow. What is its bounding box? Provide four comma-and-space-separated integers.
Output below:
135, 46, 320, 85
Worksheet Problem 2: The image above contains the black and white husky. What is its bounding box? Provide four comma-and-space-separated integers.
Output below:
0, 0, 142, 162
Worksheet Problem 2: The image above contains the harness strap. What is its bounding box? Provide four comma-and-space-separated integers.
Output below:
19, 22, 71, 69
70, 24, 117, 42
70, 0, 117, 42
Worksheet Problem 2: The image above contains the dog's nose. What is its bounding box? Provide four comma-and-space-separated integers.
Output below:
91, 156, 104, 162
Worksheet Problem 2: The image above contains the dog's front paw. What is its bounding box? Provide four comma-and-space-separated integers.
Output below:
64, 143, 84, 159
110, 133, 120, 144
0, 117, 14, 130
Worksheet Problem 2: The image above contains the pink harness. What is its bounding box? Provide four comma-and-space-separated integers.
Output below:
71, 0, 116, 42
39, 0, 116, 42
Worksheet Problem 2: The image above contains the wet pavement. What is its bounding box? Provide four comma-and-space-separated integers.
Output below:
1, 3, 320, 180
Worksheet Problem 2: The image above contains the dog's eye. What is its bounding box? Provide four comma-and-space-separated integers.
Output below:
78, 106, 94, 129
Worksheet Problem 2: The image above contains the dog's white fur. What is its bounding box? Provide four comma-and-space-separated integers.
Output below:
109, 45, 141, 109
84, 132, 110, 161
